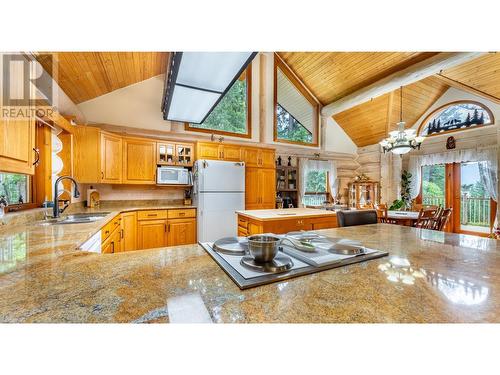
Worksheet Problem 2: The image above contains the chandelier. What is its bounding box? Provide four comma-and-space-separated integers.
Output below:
379, 86, 425, 155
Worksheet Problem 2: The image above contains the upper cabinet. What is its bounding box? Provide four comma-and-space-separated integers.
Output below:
196, 142, 244, 162
0, 120, 36, 175
100, 132, 122, 183
242, 147, 275, 168
196, 142, 221, 160
157, 142, 194, 166
0, 55, 36, 175
123, 138, 156, 184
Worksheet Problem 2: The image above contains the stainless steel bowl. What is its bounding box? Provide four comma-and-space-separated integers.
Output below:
247, 235, 281, 263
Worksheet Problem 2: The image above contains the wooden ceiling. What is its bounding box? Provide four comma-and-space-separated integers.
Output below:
35, 52, 170, 103
333, 76, 450, 147
277, 52, 440, 104
439, 53, 500, 99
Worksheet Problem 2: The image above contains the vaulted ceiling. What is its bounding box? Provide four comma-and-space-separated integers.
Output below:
277, 52, 440, 104
35, 52, 170, 104
332, 76, 450, 147
34, 51, 499, 148
279, 52, 499, 147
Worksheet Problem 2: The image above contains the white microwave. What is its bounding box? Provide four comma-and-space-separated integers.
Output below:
157, 166, 191, 185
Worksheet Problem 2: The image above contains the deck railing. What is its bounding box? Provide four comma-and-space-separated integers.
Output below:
422, 196, 490, 227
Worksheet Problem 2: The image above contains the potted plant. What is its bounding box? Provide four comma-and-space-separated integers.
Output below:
389, 170, 413, 211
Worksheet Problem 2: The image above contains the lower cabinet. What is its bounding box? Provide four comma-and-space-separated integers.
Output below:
99, 209, 197, 253
167, 218, 197, 246
237, 214, 337, 236
121, 211, 137, 251
137, 219, 168, 250
102, 225, 121, 254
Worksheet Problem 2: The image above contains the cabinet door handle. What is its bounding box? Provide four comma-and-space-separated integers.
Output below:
32, 148, 40, 166
168, 224, 171, 232
111, 241, 114, 253
101, 171, 104, 180
121, 229, 124, 239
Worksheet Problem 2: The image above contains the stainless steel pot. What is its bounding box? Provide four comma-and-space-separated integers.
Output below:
247, 235, 281, 263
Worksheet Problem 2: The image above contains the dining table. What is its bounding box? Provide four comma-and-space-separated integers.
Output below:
386, 210, 419, 226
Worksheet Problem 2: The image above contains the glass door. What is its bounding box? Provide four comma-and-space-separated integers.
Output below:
421, 164, 446, 207
419, 162, 496, 236
459, 162, 492, 234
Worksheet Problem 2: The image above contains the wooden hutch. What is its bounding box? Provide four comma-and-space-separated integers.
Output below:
276, 165, 299, 208
347, 180, 380, 209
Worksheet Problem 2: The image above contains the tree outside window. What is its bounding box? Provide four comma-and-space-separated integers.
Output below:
186, 68, 250, 137
0, 173, 29, 205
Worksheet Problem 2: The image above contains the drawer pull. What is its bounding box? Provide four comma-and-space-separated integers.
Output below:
148, 214, 157, 217
178, 212, 185, 216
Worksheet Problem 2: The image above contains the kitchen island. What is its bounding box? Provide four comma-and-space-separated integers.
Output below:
236, 208, 337, 236
1, 217, 500, 323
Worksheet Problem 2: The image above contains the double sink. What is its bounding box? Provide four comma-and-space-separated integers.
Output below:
40, 212, 111, 225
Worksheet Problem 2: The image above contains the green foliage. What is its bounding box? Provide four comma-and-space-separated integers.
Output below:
276, 104, 313, 143
190, 79, 247, 134
423, 181, 443, 197
389, 199, 404, 210
0, 173, 28, 204
462, 181, 486, 198
400, 170, 412, 209
306, 170, 326, 193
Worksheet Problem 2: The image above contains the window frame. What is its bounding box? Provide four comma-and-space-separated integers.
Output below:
303, 170, 332, 206
417, 100, 495, 138
0, 172, 36, 213
273, 54, 319, 147
184, 65, 252, 139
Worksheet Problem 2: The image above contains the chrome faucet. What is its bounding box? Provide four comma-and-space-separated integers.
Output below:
53, 176, 80, 218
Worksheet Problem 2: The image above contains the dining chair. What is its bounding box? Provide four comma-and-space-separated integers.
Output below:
428, 206, 443, 230
436, 208, 453, 231
374, 204, 388, 223
337, 210, 378, 227
415, 208, 439, 229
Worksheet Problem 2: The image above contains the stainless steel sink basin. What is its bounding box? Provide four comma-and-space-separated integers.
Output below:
39, 212, 111, 225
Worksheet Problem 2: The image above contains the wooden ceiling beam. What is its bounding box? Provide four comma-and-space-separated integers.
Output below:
321, 52, 484, 117
434, 73, 500, 104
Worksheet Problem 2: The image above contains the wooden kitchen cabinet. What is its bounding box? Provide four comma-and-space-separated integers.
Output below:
102, 225, 121, 254
0, 119, 36, 175
157, 142, 194, 166
0, 54, 36, 175
100, 132, 122, 183
237, 212, 337, 236
242, 147, 275, 168
167, 218, 196, 246
137, 218, 168, 250
123, 138, 156, 184
220, 144, 242, 161
196, 142, 221, 160
120, 211, 137, 252
245, 167, 276, 209
73, 126, 101, 183
196, 142, 243, 162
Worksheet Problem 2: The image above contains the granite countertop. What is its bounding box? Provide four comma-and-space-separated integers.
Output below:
1, 220, 500, 323
236, 208, 337, 221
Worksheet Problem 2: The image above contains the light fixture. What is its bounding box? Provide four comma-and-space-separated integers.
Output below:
162, 52, 257, 124
379, 86, 425, 154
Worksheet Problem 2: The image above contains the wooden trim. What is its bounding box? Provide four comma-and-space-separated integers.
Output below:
417, 100, 495, 137
184, 65, 252, 139
273, 53, 320, 147
3, 203, 38, 213
434, 74, 500, 105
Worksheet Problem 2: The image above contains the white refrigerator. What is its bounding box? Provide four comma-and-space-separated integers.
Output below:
193, 159, 245, 242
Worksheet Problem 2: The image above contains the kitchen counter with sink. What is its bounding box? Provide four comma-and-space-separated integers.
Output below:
1, 222, 500, 323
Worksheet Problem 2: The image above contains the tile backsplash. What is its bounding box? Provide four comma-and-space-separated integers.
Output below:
80, 184, 185, 202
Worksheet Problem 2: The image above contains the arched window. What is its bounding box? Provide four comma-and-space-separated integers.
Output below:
418, 100, 494, 136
